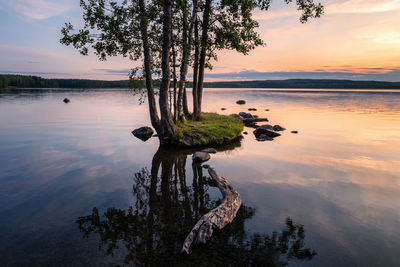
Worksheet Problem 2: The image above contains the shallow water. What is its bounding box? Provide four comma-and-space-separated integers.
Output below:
0, 89, 400, 266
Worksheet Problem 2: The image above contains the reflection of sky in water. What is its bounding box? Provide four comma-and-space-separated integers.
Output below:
0, 89, 400, 266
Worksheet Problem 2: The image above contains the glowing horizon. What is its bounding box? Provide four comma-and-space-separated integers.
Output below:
0, 0, 399, 81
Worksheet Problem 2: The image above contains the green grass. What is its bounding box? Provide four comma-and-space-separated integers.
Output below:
173, 113, 244, 147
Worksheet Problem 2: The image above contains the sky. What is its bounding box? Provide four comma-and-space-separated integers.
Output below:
0, 0, 399, 81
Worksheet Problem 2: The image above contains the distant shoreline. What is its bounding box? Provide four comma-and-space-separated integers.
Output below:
1, 74, 400, 89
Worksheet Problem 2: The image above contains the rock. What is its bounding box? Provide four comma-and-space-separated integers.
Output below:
192, 152, 211, 163
221, 108, 226, 110
236, 100, 246, 105
132, 126, 154, 141
248, 108, 257, 111
202, 148, 217, 154
256, 134, 274, 141
63, 98, 70, 103
238, 112, 254, 119
242, 117, 268, 123
244, 122, 259, 128
273, 125, 286, 131
291, 130, 298, 134
231, 114, 242, 119
264, 109, 270, 111
243, 131, 248, 135
253, 125, 281, 138
258, 124, 273, 130
232, 113, 268, 124
152, 134, 158, 137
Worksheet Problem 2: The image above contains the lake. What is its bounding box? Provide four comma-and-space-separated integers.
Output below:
0, 88, 399, 266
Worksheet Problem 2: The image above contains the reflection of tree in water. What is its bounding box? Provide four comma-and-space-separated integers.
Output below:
77, 145, 316, 266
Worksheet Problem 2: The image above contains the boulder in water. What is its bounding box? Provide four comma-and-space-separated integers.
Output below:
273, 125, 286, 131
192, 152, 211, 163
202, 148, 217, 154
253, 125, 281, 138
132, 126, 154, 141
256, 134, 274, 141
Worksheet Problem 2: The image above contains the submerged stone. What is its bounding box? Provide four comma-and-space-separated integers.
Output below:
132, 126, 154, 142
256, 134, 274, 141
202, 148, 217, 154
236, 100, 246, 105
253, 125, 281, 138
192, 152, 211, 163
273, 125, 286, 131
63, 98, 70, 103
291, 130, 299, 134
238, 112, 254, 119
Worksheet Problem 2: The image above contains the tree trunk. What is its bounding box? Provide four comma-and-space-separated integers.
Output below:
181, 164, 241, 254
159, 0, 176, 144
172, 33, 178, 122
194, 0, 212, 120
192, 9, 200, 117
183, 87, 190, 117
138, 0, 160, 132
178, 0, 197, 120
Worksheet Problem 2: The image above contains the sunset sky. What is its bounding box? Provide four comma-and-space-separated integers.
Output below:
0, 0, 399, 81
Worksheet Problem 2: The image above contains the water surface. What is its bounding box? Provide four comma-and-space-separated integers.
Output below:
0, 89, 399, 266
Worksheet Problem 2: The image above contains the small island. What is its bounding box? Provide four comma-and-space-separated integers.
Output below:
174, 113, 243, 147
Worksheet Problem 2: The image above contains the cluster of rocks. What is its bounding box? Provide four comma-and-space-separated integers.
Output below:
192, 148, 217, 163
231, 99, 299, 142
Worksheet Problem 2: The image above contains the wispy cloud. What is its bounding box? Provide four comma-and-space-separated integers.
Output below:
203, 69, 400, 82
1, 0, 74, 19
0, 44, 68, 60
0, 70, 70, 75
95, 68, 132, 75
327, 0, 400, 14
254, 0, 400, 20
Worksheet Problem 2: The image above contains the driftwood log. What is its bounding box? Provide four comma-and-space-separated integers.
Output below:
181, 165, 241, 254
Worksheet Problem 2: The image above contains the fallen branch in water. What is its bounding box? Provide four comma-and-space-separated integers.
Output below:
181, 164, 241, 254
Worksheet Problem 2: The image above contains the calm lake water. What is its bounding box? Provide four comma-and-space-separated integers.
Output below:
1, 89, 400, 266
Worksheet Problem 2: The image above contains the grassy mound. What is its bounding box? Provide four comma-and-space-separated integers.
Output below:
174, 113, 243, 147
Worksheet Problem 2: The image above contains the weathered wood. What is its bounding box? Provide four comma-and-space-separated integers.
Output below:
181, 165, 241, 254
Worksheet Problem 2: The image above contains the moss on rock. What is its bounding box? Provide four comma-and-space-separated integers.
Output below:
173, 113, 243, 147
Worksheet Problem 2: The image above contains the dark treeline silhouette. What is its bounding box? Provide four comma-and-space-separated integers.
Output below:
1, 74, 400, 90
0, 74, 130, 89
77, 145, 317, 266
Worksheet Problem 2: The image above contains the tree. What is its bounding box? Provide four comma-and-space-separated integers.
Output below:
60, 0, 324, 142
190, 0, 324, 119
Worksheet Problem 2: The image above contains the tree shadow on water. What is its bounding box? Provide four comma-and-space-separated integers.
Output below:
77, 144, 317, 266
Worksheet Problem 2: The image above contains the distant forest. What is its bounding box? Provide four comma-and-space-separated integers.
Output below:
1, 74, 400, 89
0, 74, 130, 89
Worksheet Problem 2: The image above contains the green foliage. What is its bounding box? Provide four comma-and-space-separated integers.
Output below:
60, 0, 324, 74
173, 112, 243, 146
